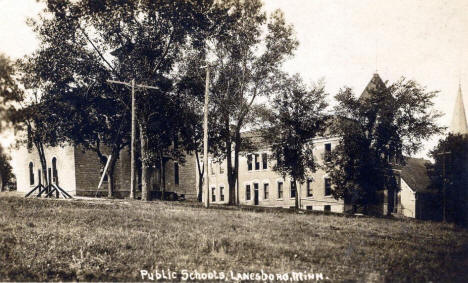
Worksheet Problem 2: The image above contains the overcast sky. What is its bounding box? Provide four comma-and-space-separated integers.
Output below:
1, 0, 468, 158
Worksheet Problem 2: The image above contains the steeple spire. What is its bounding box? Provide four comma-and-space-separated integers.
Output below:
449, 83, 468, 135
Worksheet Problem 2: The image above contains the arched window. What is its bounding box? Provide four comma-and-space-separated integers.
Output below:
29, 162, 34, 185
52, 157, 58, 185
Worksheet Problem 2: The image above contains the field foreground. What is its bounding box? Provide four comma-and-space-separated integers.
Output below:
0, 194, 467, 282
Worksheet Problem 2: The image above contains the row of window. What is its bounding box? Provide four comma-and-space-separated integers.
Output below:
244, 178, 332, 201
209, 143, 333, 176
28, 158, 58, 186
210, 179, 332, 203
247, 143, 333, 172
247, 153, 268, 171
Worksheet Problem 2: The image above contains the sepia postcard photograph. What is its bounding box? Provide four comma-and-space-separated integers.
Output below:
0, 0, 468, 282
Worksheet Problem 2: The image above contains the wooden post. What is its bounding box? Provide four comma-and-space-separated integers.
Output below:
203, 66, 210, 208
106, 79, 159, 200
130, 79, 136, 199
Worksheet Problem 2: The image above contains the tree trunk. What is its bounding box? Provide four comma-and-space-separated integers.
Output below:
293, 179, 299, 210
107, 155, 118, 198
195, 151, 203, 202
161, 156, 166, 200
139, 123, 150, 201
35, 141, 48, 188
159, 153, 163, 196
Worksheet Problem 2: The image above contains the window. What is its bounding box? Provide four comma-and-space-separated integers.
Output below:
277, 182, 283, 199
306, 205, 313, 211
52, 157, 58, 184
220, 186, 224, 201
263, 183, 269, 200
324, 178, 332, 196
306, 179, 313, 197
290, 181, 296, 198
29, 162, 34, 185
246, 184, 251, 200
219, 162, 224, 174
174, 162, 179, 185
212, 187, 216, 202
262, 153, 268, 169
324, 205, 331, 212
210, 161, 215, 175
254, 154, 260, 170
247, 155, 252, 171
324, 143, 332, 162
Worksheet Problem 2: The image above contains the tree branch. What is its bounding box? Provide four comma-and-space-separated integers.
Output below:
152, 28, 175, 73
79, 27, 116, 74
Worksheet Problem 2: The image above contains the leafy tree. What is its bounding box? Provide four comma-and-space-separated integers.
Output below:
325, 77, 443, 213
428, 133, 468, 226
25, 0, 222, 200
262, 75, 327, 209
0, 144, 14, 191
208, 0, 298, 204
0, 53, 53, 189
0, 54, 21, 130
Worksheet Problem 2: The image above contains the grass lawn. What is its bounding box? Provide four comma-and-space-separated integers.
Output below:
0, 193, 467, 282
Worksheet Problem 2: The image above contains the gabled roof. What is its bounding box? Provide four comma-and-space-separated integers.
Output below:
449, 84, 468, 135
359, 73, 387, 101
400, 157, 432, 193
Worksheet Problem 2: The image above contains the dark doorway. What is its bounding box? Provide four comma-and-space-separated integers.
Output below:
254, 183, 259, 205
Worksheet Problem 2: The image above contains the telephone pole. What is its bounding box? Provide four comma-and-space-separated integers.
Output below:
130, 79, 136, 199
436, 150, 451, 222
107, 79, 159, 199
202, 66, 210, 208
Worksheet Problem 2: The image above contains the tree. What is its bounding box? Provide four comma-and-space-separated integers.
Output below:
0, 144, 14, 191
325, 77, 443, 213
262, 75, 327, 209
25, 0, 221, 200
208, 0, 298, 204
0, 54, 16, 191
0, 54, 21, 131
428, 133, 468, 226
0, 53, 52, 189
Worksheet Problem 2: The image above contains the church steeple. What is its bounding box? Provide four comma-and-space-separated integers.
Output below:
449, 83, 468, 135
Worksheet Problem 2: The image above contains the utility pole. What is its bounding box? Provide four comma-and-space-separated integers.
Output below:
107, 79, 159, 199
203, 66, 210, 208
130, 79, 136, 199
437, 150, 451, 222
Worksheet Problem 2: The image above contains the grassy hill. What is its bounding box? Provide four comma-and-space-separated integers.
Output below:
0, 194, 467, 282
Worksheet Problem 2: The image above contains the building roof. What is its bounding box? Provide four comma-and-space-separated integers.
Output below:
359, 73, 387, 101
449, 84, 468, 135
399, 157, 432, 193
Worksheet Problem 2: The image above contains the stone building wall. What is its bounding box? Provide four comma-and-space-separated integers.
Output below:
11, 145, 77, 195
201, 136, 345, 212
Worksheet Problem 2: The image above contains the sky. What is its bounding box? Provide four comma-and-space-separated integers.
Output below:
1, 0, 468, 158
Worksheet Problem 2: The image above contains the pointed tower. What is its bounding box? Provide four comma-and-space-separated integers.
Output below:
449, 84, 468, 135
359, 73, 387, 100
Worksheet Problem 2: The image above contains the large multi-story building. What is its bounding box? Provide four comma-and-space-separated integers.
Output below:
10, 73, 446, 219
203, 132, 345, 212
202, 73, 439, 218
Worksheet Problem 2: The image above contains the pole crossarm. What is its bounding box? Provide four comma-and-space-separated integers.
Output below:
107, 80, 160, 90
